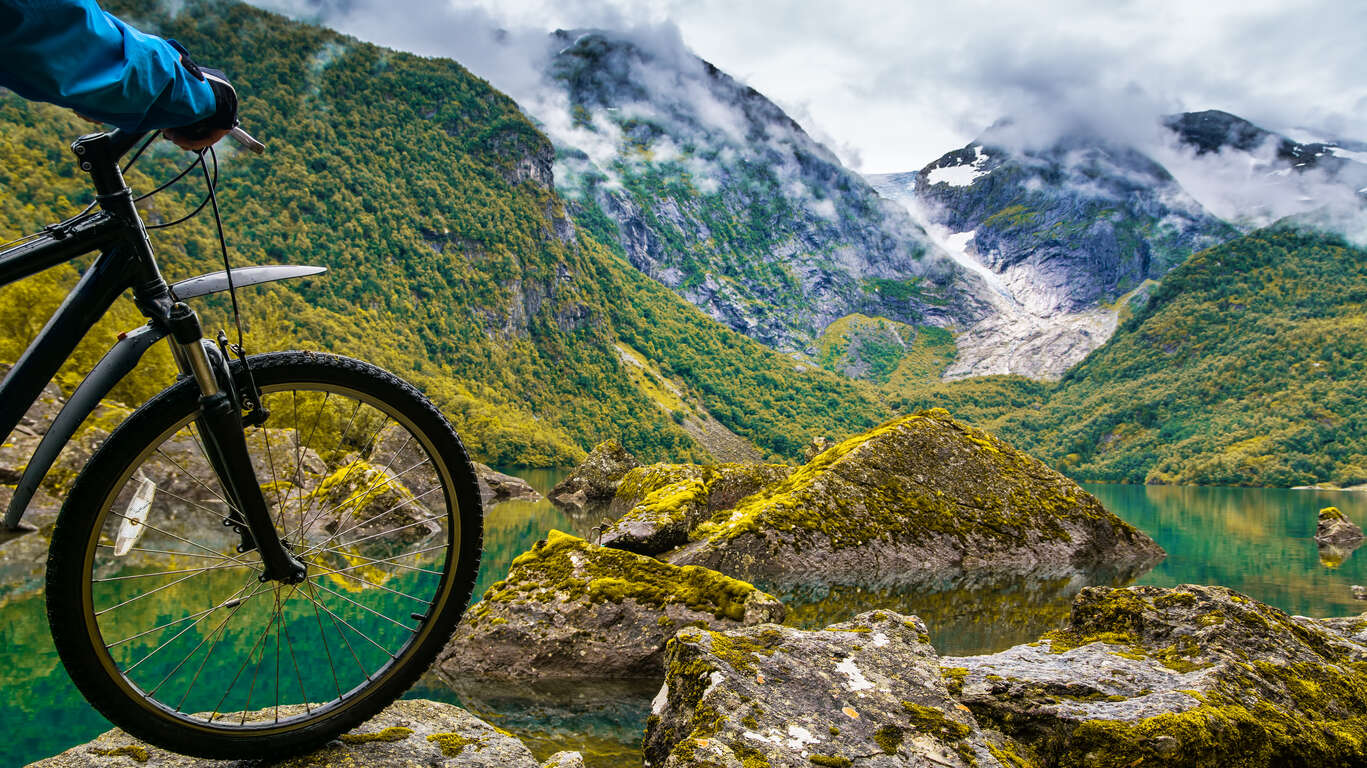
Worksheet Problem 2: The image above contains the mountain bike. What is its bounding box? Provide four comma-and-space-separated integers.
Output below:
0, 124, 483, 758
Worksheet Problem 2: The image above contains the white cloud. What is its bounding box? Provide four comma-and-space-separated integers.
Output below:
249, 0, 1367, 176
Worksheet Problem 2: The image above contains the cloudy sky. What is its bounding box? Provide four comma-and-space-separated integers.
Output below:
259, 0, 1367, 173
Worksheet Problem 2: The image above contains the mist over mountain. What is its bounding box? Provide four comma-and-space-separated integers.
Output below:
534, 29, 988, 354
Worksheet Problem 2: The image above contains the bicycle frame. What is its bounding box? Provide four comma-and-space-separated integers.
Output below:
0, 130, 323, 557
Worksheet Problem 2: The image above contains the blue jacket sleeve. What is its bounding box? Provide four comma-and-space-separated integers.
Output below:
0, 0, 217, 132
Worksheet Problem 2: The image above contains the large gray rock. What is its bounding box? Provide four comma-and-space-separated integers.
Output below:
666, 409, 1164, 588
433, 530, 784, 681
644, 610, 1016, 767
1316, 506, 1365, 547
950, 584, 1367, 767
602, 462, 793, 555
549, 439, 640, 511
474, 462, 541, 505
28, 699, 541, 767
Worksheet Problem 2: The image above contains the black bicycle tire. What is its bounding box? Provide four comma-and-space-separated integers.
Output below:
46, 351, 483, 759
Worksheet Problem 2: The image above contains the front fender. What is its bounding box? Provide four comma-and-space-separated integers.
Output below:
3, 264, 326, 528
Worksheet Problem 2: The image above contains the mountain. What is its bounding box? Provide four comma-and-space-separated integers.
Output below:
1153, 109, 1367, 231
0, 0, 895, 466
902, 224, 1367, 488
871, 125, 1237, 381
531, 30, 988, 357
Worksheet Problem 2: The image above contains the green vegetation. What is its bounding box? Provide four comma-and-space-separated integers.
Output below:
0, 0, 890, 467
816, 314, 956, 385
897, 227, 1367, 488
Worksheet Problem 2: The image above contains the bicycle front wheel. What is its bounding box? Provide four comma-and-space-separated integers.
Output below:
47, 351, 482, 758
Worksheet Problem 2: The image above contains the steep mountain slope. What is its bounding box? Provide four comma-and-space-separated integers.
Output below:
911, 127, 1235, 316
535, 30, 988, 356
0, 0, 892, 465
901, 225, 1367, 488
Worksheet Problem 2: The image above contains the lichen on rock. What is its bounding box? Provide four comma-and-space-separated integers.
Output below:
952, 584, 1367, 767
644, 609, 1014, 767
666, 408, 1163, 587
434, 531, 784, 680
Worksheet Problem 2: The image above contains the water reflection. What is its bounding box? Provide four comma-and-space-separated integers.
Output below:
7, 476, 1367, 768
1086, 484, 1367, 619
775, 559, 1156, 656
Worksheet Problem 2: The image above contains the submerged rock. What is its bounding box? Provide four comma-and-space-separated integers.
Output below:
434, 531, 784, 680
952, 584, 1367, 767
474, 462, 541, 505
667, 409, 1163, 587
644, 610, 1016, 767
30, 699, 542, 767
549, 439, 640, 511
1316, 506, 1365, 546
602, 462, 793, 555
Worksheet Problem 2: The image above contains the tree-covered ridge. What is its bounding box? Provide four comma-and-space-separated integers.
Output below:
0, 0, 890, 466
899, 226, 1367, 488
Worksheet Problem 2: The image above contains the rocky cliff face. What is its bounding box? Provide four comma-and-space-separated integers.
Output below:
537, 30, 988, 355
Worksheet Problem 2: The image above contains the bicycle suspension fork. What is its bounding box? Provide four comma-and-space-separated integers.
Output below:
166, 303, 306, 584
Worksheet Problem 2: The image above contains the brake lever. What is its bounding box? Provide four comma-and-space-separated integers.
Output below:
229, 126, 265, 155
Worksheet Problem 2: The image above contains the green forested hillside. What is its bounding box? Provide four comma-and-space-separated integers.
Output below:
899, 227, 1367, 487
0, 0, 887, 465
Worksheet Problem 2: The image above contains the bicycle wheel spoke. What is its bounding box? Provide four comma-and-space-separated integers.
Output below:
301, 484, 442, 557
294, 584, 398, 661
308, 513, 446, 557
94, 561, 245, 583
291, 399, 365, 535
310, 544, 447, 576
104, 508, 252, 570
170, 578, 276, 709
154, 445, 234, 511
292, 429, 414, 544
308, 562, 434, 605
145, 575, 270, 698
303, 579, 372, 683
309, 578, 418, 633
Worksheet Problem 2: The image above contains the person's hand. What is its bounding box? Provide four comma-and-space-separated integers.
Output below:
162, 126, 231, 151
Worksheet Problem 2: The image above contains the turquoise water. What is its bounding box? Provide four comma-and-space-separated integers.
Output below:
3, 479, 1367, 766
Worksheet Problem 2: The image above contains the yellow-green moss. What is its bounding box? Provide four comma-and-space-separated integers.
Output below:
339, 726, 413, 744
808, 755, 852, 767
686, 410, 1135, 553
874, 724, 904, 754
488, 530, 770, 622
1320, 506, 1350, 522
426, 732, 479, 757
91, 745, 149, 762
901, 701, 972, 741
943, 666, 969, 697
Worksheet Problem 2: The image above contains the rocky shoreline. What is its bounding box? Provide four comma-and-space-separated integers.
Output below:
42, 583, 1367, 767
21, 409, 1367, 766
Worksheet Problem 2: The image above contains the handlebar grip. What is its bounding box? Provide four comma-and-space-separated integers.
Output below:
229, 126, 265, 155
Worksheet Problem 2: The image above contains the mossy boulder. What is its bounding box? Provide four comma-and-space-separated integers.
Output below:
549, 439, 640, 512
434, 531, 785, 680
666, 409, 1163, 587
1316, 506, 1365, 547
602, 462, 793, 555
951, 584, 1367, 767
30, 699, 544, 767
644, 610, 1017, 767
